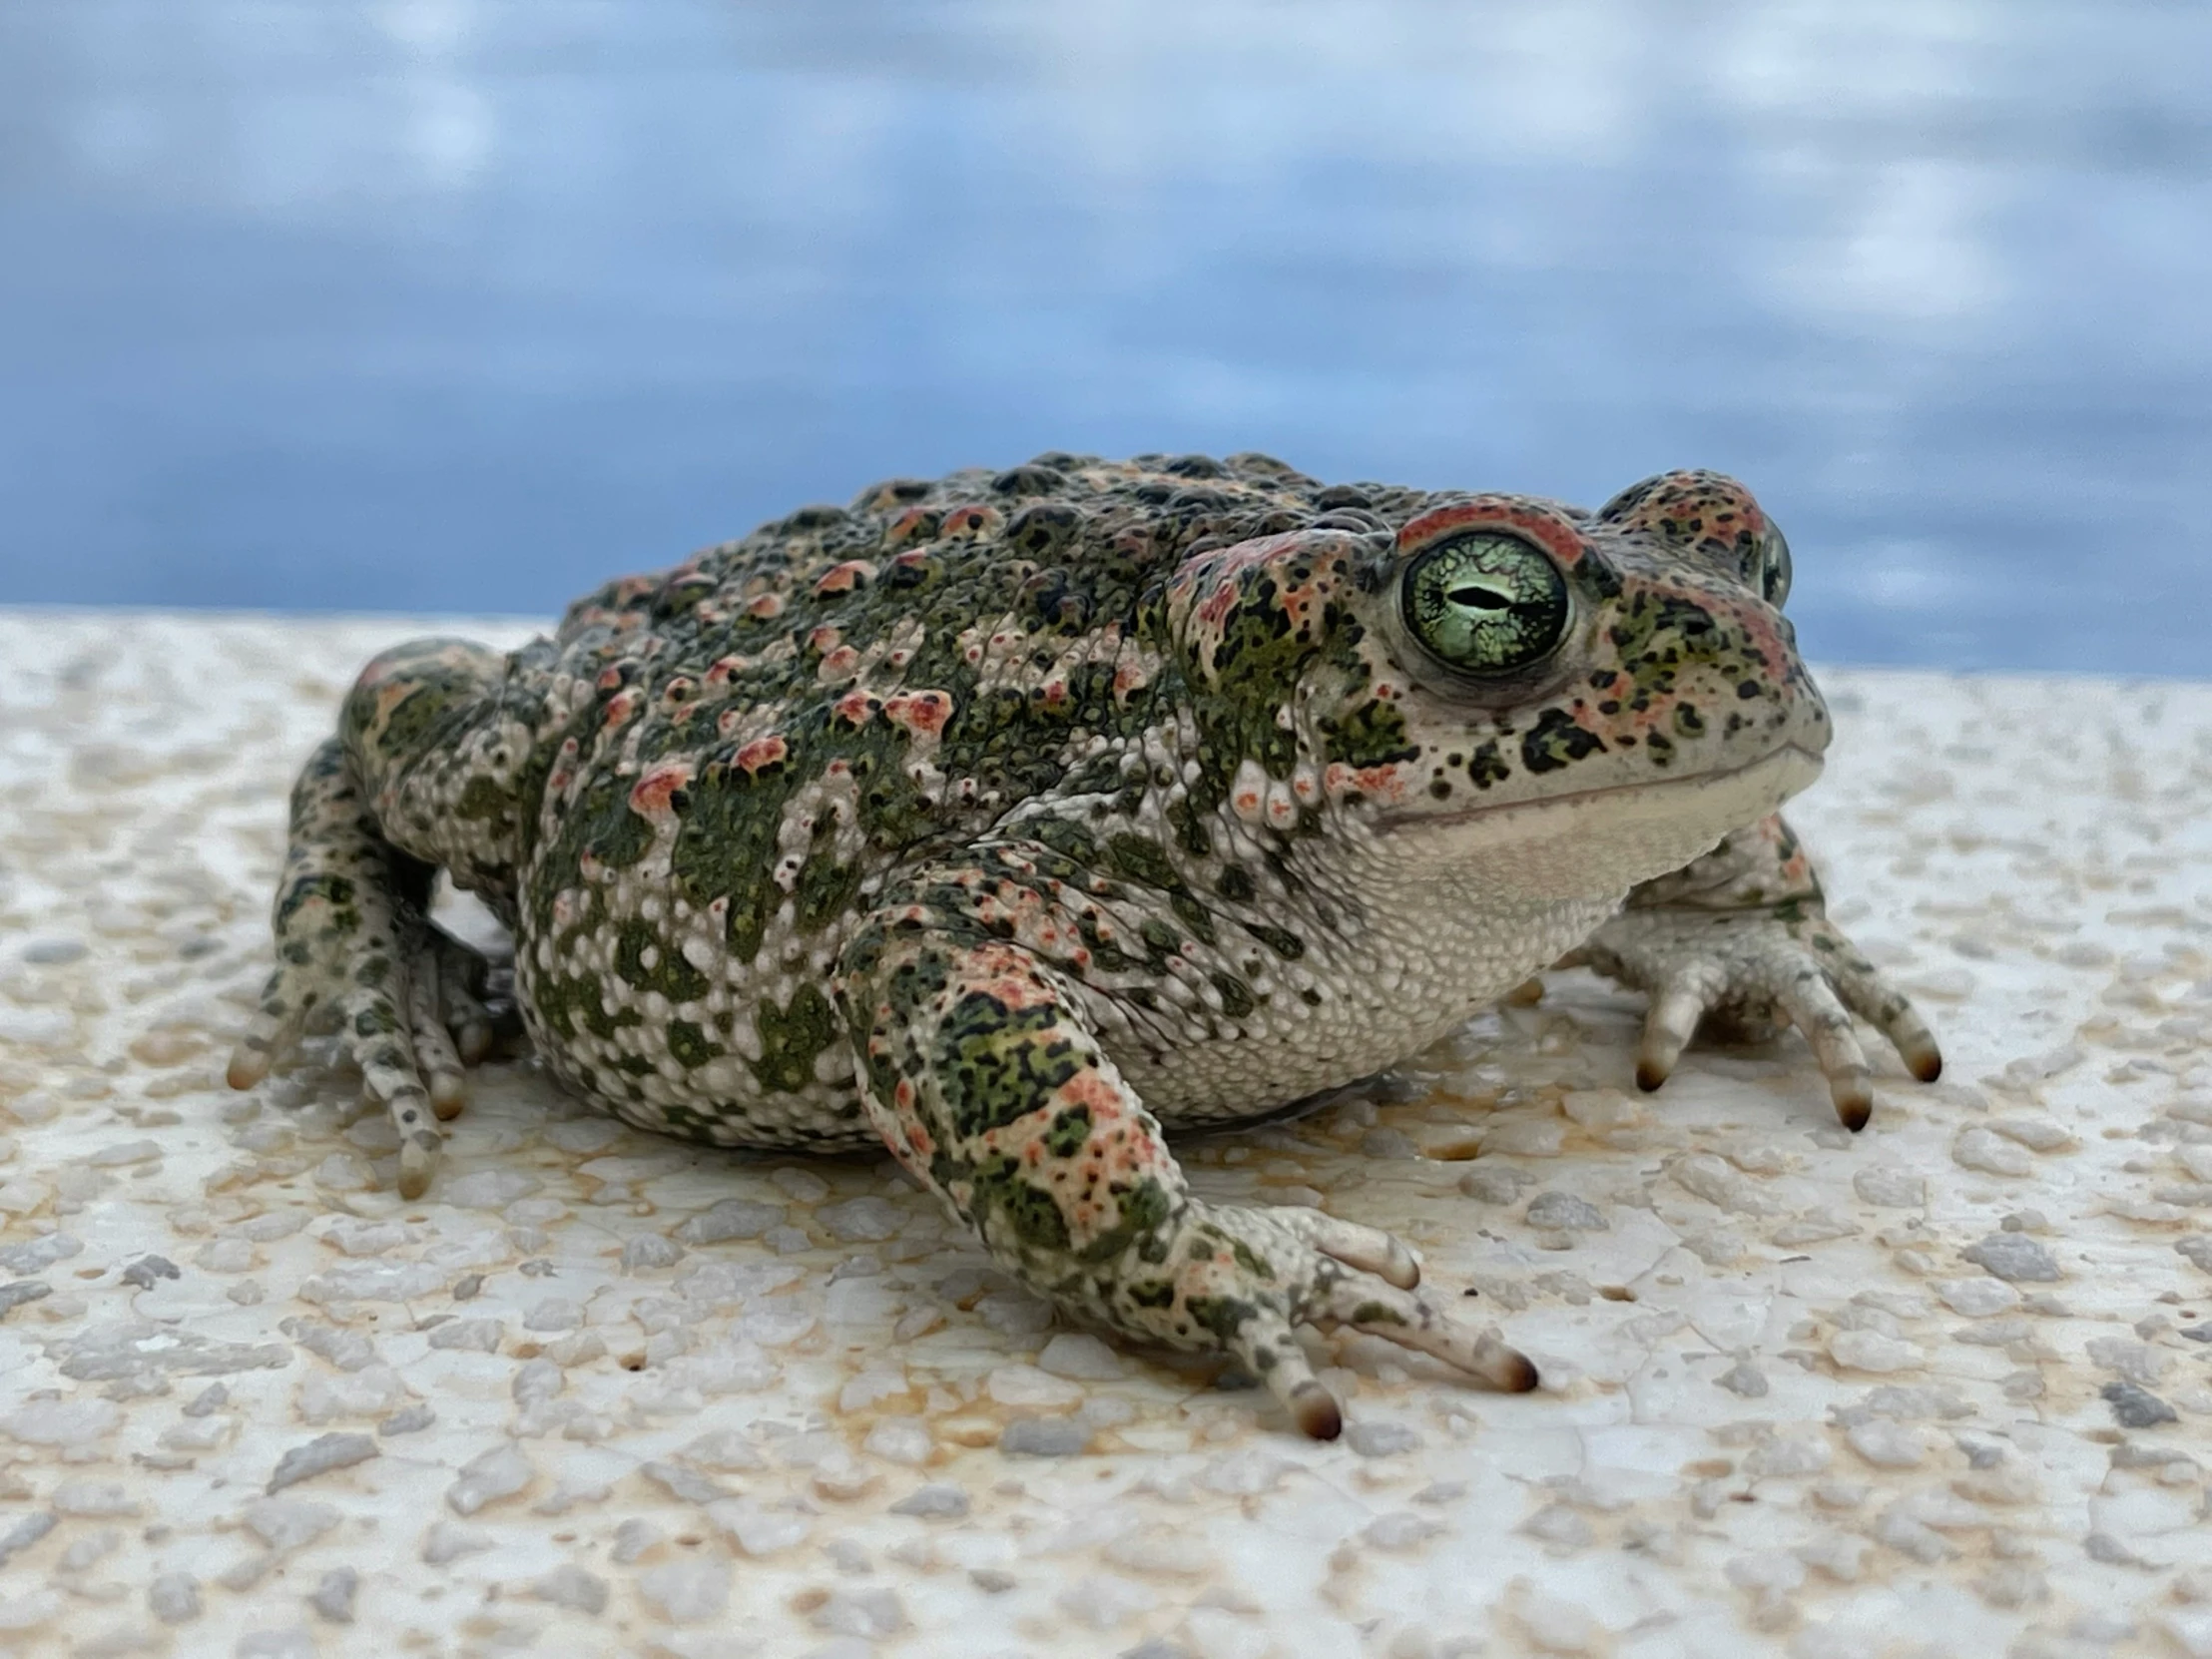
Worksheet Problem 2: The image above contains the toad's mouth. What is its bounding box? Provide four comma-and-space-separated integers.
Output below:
1372, 744, 1824, 899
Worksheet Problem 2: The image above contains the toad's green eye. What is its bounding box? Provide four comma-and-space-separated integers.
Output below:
1756, 525, 1792, 608
1400, 533, 1570, 676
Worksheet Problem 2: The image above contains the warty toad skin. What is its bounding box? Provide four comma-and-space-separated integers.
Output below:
226, 451, 1943, 1437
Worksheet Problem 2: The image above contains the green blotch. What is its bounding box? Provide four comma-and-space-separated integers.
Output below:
1520, 708, 1606, 775
883, 950, 952, 1018
1033, 817, 1100, 865
1209, 972, 1256, 1019
1216, 864, 1257, 902
454, 774, 510, 824
1243, 921, 1306, 960
939, 997, 1082, 1139
1126, 1279, 1176, 1310
276, 873, 357, 936
1077, 1175, 1174, 1267
1350, 1300, 1406, 1327
1169, 891, 1217, 945
1043, 1105, 1093, 1159
1166, 797, 1213, 857
533, 974, 643, 1042
1106, 832, 1183, 892
750, 983, 838, 1094
794, 845, 863, 936
1466, 742, 1510, 789
670, 759, 786, 960
1185, 1295, 1256, 1344
667, 1019, 722, 1069
365, 672, 473, 759
614, 919, 710, 1001
566, 773, 655, 869
1197, 1223, 1275, 1281
1139, 916, 1184, 966
1673, 702, 1706, 739
1321, 698, 1419, 770
975, 1155, 1071, 1252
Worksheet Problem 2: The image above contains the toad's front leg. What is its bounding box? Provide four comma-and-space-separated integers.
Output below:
835, 871, 1535, 1438
1579, 814, 1942, 1130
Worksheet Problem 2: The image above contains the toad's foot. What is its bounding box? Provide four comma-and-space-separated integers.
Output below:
1581, 815, 1940, 1130
840, 878, 1536, 1438
226, 738, 501, 1197
1101, 1199, 1536, 1437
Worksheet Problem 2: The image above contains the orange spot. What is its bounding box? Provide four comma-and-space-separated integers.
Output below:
941, 503, 1001, 538
1352, 763, 1410, 803
814, 559, 875, 595
1055, 1069, 1125, 1119
808, 625, 842, 653
734, 735, 788, 775
885, 691, 953, 738
602, 690, 642, 732
884, 511, 940, 548
627, 761, 695, 817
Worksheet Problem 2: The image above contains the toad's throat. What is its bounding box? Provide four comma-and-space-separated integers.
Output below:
1372, 745, 1825, 900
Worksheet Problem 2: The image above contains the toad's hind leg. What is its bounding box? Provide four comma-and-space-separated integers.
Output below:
835, 877, 1538, 1438
227, 738, 500, 1196
231, 636, 529, 1198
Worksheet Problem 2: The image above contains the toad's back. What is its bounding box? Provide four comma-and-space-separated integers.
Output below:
512, 452, 1423, 1146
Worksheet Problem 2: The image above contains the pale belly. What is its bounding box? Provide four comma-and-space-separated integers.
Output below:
1091, 891, 1623, 1128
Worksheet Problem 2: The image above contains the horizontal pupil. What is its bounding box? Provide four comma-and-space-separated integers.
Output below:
1444, 584, 1511, 610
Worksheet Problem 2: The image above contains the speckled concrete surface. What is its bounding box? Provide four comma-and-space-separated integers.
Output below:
4, 612, 2212, 1659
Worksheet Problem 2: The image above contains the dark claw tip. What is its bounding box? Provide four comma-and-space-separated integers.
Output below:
1634, 1062, 1666, 1093
1504, 1353, 1541, 1392
1292, 1384, 1343, 1440
1838, 1098, 1873, 1133
1914, 1053, 1943, 1084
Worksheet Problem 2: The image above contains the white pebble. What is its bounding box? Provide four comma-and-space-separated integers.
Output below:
446, 1442, 532, 1514
1037, 1333, 1127, 1381
1, 1397, 120, 1445
1952, 1129, 2033, 1177
1054, 1573, 1160, 1630
243, 1498, 338, 1551
1828, 1330, 1926, 1374
419, 1520, 493, 1564
862, 1418, 934, 1466
1853, 1166, 1925, 1208
1846, 1421, 1928, 1468
442, 1170, 542, 1210
706, 1497, 811, 1556
1934, 1278, 2019, 1318
987, 1365, 1085, 1410
531, 1564, 609, 1614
